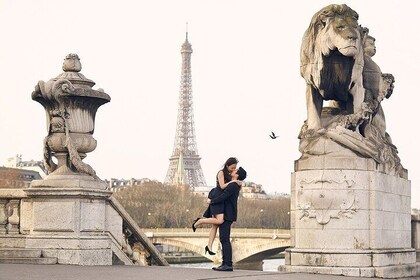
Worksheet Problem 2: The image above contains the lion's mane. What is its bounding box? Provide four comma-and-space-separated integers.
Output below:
300, 4, 364, 104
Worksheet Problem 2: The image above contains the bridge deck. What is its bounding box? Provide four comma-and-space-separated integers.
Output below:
1, 264, 413, 280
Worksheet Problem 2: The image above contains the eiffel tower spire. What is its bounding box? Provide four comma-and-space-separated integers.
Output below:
164, 31, 207, 190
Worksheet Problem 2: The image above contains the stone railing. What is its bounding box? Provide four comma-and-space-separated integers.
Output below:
0, 187, 168, 266
109, 196, 169, 266
0, 190, 25, 235
0, 199, 20, 234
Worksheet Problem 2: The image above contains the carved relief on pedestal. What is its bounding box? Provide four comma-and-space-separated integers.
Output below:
297, 178, 359, 225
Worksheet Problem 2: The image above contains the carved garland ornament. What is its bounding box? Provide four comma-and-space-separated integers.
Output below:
297, 178, 359, 225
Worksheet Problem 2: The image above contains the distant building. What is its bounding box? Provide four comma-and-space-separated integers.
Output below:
106, 178, 159, 192
0, 166, 42, 188
0, 155, 46, 188
6, 154, 47, 178
242, 192, 268, 200
266, 192, 291, 200
106, 176, 279, 201
241, 182, 268, 200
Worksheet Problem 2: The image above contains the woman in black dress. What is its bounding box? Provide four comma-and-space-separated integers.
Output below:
192, 157, 241, 255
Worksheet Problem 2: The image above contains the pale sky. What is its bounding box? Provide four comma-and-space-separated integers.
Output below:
0, 0, 418, 207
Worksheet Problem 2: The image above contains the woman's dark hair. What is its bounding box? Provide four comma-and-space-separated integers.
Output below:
221, 157, 238, 182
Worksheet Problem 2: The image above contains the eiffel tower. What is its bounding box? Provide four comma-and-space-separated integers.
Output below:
164, 31, 207, 190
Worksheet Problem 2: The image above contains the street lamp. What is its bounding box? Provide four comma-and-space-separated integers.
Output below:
147, 212, 152, 229
260, 209, 264, 230
185, 209, 190, 229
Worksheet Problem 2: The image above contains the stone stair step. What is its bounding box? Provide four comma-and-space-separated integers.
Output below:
0, 257, 57, 265
0, 248, 42, 258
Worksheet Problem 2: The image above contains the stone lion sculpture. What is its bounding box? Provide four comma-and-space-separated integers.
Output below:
297, 5, 405, 177
300, 4, 365, 136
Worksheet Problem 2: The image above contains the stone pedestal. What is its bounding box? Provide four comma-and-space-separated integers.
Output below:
282, 156, 418, 278
17, 175, 122, 265
412, 212, 420, 262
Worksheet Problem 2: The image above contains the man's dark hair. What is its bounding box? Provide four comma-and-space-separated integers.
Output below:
237, 167, 247, 181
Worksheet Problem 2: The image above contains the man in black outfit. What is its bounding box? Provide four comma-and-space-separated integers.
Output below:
208, 167, 247, 272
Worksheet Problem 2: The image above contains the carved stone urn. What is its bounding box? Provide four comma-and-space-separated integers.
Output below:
31, 54, 110, 179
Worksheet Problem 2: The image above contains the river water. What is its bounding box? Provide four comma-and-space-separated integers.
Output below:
171, 258, 285, 272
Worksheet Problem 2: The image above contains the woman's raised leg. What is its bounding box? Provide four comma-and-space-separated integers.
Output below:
195, 213, 224, 228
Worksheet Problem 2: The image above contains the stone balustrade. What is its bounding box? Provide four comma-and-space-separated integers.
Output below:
0, 199, 20, 234
0, 187, 168, 266
0, 190, 25, 236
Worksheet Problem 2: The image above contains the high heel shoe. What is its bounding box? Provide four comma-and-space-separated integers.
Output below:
192, 218, 200, 232
205, 245, 216, 255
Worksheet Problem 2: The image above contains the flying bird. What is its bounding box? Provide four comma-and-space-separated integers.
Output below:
269, 131, 279, 139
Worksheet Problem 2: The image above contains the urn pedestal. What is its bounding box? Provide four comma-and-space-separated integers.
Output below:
19, 186, 118, 265
281, 155, 417, 278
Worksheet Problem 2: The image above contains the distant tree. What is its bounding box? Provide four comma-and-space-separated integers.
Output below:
235, 198, 290, 229
113, 182, 290, 229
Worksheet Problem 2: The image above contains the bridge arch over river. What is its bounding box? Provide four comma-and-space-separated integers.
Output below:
145, 228, 290, 269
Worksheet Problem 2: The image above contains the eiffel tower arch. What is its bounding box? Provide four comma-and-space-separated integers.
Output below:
164, 32, 207, 191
